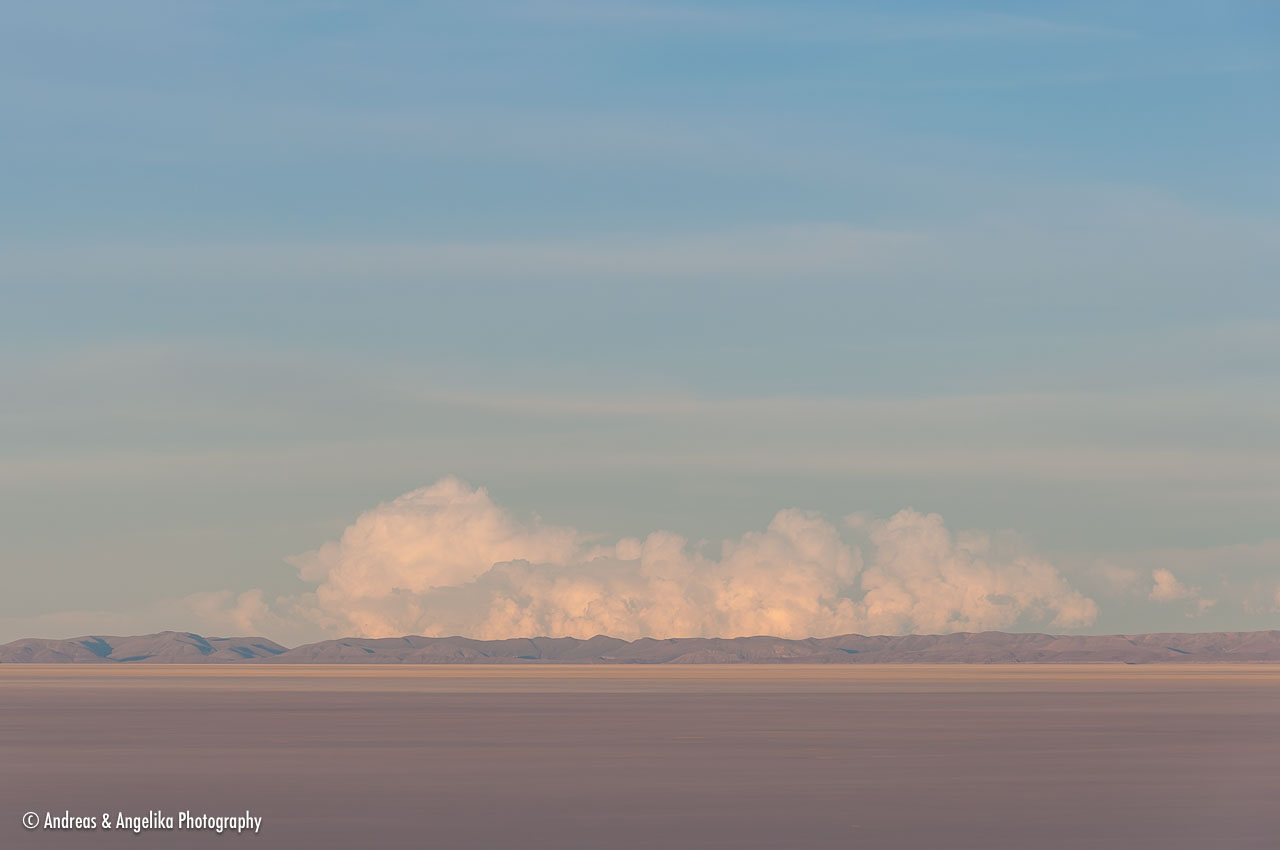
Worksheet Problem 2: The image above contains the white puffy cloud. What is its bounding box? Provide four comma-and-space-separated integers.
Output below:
268, 478, 1098, 639
1145, 569, 1220, 618
1148, 568, 1199, 603
852, 510, 1098, 633
286, 478, 583, 638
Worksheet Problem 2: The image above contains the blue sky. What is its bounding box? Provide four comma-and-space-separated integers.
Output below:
1, 1, 1277, 641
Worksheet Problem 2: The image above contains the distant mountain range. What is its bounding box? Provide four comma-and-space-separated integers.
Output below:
3, 629, 1280, 664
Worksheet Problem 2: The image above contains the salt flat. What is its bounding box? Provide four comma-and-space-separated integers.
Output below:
3, 665, 1278, 849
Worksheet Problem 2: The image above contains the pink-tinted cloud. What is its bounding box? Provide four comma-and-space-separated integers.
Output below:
264, 478, 1097, 639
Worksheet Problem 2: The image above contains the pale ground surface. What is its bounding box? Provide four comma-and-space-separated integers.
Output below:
3, 665, 1278, 849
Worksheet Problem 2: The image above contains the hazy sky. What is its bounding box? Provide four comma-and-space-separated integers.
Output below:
2, 1, 1277, 643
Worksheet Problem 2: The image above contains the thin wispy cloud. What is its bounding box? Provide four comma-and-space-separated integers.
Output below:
5, 192, 1275, 287
5, 343, 1278, 494
515, 2, 1128, 42
2, 0, 1275, 640
0, 224, 913, 285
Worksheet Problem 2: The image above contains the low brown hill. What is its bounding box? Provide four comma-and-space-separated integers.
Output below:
3, 630, 1279, 664
0, 631, 286, 663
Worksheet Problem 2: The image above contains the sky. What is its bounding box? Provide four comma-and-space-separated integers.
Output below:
1, 1, 1277, 644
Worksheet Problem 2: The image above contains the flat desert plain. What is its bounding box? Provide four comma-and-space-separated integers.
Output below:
3, 665, 1278, 849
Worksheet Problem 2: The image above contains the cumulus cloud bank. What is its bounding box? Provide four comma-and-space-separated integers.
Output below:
253, 477, 1098, 640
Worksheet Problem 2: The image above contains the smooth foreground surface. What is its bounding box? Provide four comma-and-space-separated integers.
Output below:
3, 665, 1279, 849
